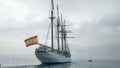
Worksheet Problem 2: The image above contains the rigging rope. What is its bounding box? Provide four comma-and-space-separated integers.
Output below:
45, 23, 51, 45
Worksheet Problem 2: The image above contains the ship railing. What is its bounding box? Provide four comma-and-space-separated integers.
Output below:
38, 43, 71, 56
39, 43, 52, 49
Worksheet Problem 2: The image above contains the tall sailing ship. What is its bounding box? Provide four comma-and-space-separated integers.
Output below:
24, 0, 73, 64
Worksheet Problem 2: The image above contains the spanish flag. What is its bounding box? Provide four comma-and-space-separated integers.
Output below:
24, 35, 38, 47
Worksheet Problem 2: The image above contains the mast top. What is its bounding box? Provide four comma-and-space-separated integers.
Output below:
51, 0, 54, 11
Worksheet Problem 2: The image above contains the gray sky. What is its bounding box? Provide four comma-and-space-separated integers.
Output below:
0, 0, 120, 60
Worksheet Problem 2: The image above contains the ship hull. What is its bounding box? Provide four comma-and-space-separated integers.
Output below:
35, 51, 71, 64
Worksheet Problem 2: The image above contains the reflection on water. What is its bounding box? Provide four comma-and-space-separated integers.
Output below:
2, 63, 71, 68
35, 63, 71, 68
2, 60, 120, 68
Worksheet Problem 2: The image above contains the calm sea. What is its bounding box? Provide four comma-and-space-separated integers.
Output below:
0, 60, 120, 68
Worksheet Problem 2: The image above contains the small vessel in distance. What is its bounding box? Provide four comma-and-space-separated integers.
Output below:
35, 0, 73, 64
88, 60, 93, 62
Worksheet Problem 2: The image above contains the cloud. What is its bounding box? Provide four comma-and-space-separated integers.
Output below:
70, 9, 120, 60
100, 15, 120, 27
0, 0, 120, 60
0, 0, 49, 29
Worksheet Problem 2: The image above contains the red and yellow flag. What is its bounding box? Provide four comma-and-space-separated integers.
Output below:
24, 35, 38, 47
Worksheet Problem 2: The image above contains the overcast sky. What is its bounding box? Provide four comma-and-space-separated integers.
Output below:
0, 0, 120, 60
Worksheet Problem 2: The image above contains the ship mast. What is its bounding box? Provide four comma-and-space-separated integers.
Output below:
49, 0, 55, 50
63, 20, 67, 51
61, 14, 64, 51
57, 5, 60, 51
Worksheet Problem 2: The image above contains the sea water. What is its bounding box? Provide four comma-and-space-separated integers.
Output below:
0, 60, 120, 68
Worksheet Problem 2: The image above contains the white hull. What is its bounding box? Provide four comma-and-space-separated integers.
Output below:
35, 51, 71, 64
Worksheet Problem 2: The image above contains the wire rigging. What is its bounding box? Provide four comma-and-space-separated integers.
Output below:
45, 23, 51, 45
